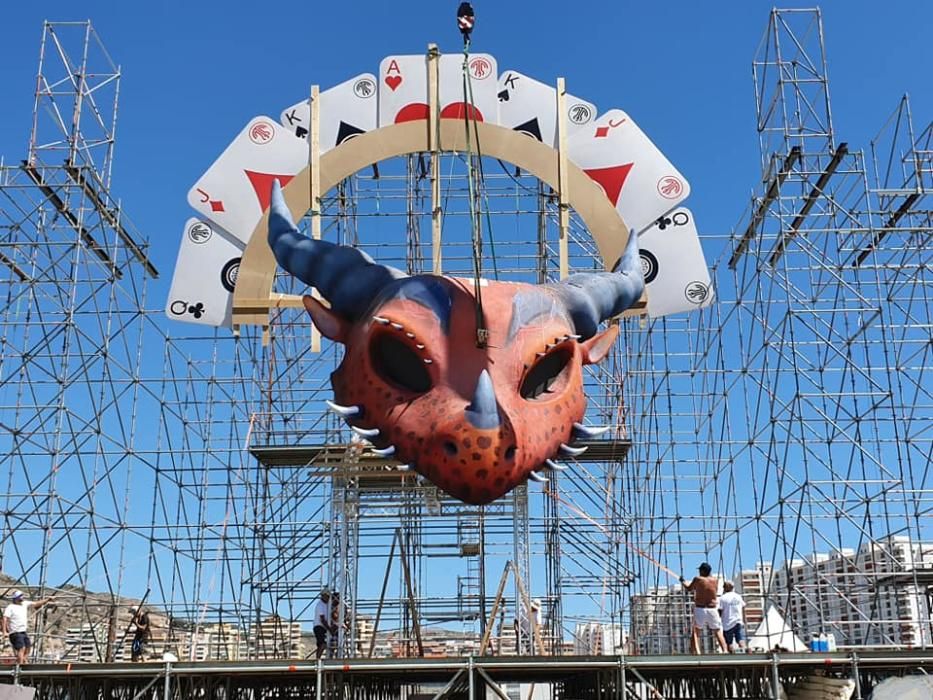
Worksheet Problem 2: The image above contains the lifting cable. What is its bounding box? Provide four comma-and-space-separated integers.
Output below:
457, 3, 498, 347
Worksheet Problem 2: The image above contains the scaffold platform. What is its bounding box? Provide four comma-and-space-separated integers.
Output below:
4, 651, 932, 699
250, 438, 632, 469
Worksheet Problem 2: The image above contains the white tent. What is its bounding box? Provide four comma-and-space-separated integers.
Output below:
748, 606, 808, 652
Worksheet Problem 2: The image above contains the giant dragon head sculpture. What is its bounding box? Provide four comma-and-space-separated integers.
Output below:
269, 180, 644, 505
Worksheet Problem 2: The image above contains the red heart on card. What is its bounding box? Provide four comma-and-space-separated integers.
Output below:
385, 75, 403, 91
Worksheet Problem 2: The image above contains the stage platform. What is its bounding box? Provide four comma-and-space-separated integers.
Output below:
3, 651, 931, 699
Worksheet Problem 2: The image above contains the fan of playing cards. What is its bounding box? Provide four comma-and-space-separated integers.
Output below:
166, 52, 713, 327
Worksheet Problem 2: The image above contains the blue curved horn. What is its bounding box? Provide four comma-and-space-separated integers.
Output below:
549, 228, 645, 338
268, 180, 406, 319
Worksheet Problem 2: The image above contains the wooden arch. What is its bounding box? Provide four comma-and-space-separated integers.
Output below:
231, 119, 633, 329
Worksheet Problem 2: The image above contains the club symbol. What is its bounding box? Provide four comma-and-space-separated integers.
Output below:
249, 121, 275, 145
187, 222, 213, 244
354, 78, 376, 99
169, 300, 206, 319
655, 215, 673, 230
684, 281, 710, 304
657, 176, 683, 199
221, 257, 241, 293
469, 57, 492, 79
639, 249, 659, 284
568, 103, 593, 125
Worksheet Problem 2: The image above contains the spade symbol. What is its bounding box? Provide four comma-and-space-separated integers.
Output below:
498, 89, 510, 102
295, 126, 309, 139
335, 121, 365, 146
513, 118, 543, 142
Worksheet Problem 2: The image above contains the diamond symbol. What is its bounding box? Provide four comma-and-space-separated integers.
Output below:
209, 200, 225, 213
594, 125, 610, 138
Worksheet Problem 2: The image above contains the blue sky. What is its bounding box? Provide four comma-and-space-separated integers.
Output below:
1, 0, 931, 288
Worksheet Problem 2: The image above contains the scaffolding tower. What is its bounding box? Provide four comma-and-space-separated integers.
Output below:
0, 9, 929, 668
626, 7, 931, 650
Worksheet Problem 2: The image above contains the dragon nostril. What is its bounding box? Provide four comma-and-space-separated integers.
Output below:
505, 445, 516, 461
444, 441, 458, 456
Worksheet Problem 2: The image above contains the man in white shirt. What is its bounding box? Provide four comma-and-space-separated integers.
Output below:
313, 588, 334, 659
3, 590, 54, 664
514, 598, 542, 655
718, 581, 747, 653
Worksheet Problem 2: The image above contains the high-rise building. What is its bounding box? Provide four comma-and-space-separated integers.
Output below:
572, 622, 625, 655
735, 563, 773, 629
768, 537, 933, 648
250, 616, 306, 659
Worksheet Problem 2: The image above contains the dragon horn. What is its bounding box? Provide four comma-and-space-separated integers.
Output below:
549, 227, 645, 339
268, 179, 406, 319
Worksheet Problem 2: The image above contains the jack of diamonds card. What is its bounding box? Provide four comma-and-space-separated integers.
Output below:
567, 108, 690, 235
187, 116, 307, 245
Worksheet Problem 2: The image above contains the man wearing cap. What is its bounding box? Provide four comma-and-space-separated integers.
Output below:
129, 606, 151, 662
313, 589, 334, 660
679, 563, 728, 654
2, 590, 54, 664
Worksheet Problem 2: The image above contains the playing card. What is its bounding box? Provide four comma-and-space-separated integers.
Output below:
187, 116, 307, 244
165, 218, 245, 328
438, 53, 499, 123
378, 55, 428, 126
280, 73, 378, 149
638, 207, 714, 318
496, 70, 597, 147
567, 108, 690, 235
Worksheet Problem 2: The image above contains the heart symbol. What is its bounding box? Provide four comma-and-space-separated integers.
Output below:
385, 75, 403, 92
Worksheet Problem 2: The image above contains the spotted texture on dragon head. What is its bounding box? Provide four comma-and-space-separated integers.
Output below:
268, 180, 644, 505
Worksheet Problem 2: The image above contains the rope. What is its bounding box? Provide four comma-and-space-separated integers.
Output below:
546, 487, 681, 580
460, 37, 491, 347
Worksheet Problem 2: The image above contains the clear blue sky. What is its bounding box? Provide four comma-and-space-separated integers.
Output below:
1, 1, 930, 287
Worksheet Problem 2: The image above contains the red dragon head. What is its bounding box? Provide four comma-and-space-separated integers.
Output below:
269, 181, 644, 505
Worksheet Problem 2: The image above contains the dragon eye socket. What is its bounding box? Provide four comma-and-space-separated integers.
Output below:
370, 334, 432, 394
521, 349, 572, 400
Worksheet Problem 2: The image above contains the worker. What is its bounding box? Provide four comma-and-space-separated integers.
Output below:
129, 606, 151, 662
3, 590, 54, 665
680, 563, 728, 654
718, 582, 748, 653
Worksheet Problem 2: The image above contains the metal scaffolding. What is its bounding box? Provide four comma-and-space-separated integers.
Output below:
0, 12, 930, 692
625, 7, 932, 651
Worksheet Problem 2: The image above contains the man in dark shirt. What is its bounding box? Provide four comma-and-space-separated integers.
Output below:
680, 562, 728, 654
130, 606, 151, 662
